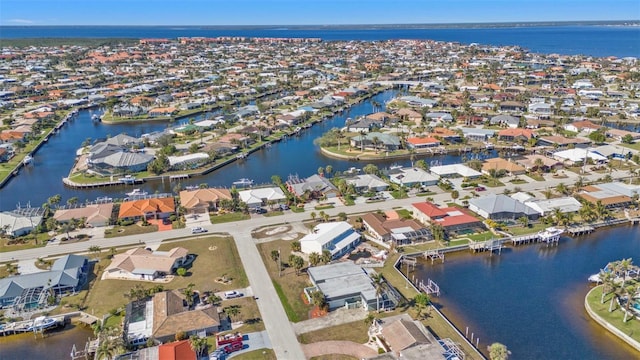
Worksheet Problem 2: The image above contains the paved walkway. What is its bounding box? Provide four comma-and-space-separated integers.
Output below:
17, 259, 44, 275
301, 341, 377, 359
228, 331, 272, 358
293, 308, 368, 335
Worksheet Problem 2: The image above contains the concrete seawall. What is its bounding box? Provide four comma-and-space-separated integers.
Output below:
584, 287, 640, 352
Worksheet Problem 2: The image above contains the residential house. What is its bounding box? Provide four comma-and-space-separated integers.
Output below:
379, 318, 449, 359
528, 102, 553, 117
0, 254, 88, 310
306, 262, 396, 311
429, 164, 482, 179
158, 340, 196, 360
499, 101, 526, 112
105, 247, 189, 281
361, 212, 430, 245
238, 187, 286, 209
395, 108, 423, 125
118, 197, 176, 221
515, 154, 563, 172
345, 174, 389, 193
552, 148, 607, 165
53, 203, 114, 227
482, 158, 526, 176
468, 194, 540, 220
346, 118, 384, 133
300, 222, 361, 259
412, 202, 483, 233
490, 115, 521, 128
524, 197, 582, 216
406, 137, 441, 149
179, 188, 232, 214
0, 210, 43, 237
286, 174, 340, 199
397, 96, 437, 108
606, 128, 640, 142
497, 128, 535, 143
459, 128, 496, 142
388, 167, 439, 187
578, 185, 633, 209
564, 120, 601, 134
537, 135, 591, 149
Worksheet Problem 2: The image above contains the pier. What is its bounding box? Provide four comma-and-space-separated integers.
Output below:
0, 315, 66, 337
469, 239, 503, 255
566, 225, 595, 236
424, 249, 445, 264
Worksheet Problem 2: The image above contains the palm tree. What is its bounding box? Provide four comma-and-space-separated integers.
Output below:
414, 293, 430, 320
542, 188, 553, 199
489, 342, 509, 360
89, 245, 101, 259
371, 272, 384, 312
224, 305, 241, 322
189, 335, 208, 357
599, 269, 616, 304
594, 200, 609, 221
94, 327, 124, 360
615, 258, 633, 289
555, 182, 568, 196
309, 252, 321, 267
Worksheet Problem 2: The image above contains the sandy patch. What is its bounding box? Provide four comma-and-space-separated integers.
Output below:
265, 226, 289, 235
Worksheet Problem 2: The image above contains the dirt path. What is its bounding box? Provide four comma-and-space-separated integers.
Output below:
302, 340, 377, 359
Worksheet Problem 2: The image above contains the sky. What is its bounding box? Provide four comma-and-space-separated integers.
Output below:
1, 0, 639, 26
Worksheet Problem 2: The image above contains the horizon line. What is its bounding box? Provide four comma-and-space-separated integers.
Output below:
2, 19, 639, 27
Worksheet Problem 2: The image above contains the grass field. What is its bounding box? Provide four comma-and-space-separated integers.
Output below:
586, 285, 640, 342
221, 296, 265, 333
104, 223, 158, 238
210, 212, 251, 224
257, 240, 313, 322
83, 235, 247, 316
298, 320, 370, 344
232, 349, 277, 360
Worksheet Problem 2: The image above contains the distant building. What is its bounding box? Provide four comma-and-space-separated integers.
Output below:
0, 210, 43, 237
238, 187, 286, 209
412, 202, 483, 233
118, 197, 176, 221
179, 188, 232, 214
345, 174, 389, 193
468, 194, 540, 220
104, 247, 189, 281
300, 222, 360, 259
388, 167, 439, 187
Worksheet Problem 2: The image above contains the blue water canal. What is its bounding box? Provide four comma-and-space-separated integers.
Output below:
414, 226, 640, 359
1, 89, 488, 210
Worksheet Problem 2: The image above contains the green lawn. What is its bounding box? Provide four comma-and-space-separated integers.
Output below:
586, 285, 640, 342
210, 212, 251, 224
505, 222, 548, 236
264, 211, 284, 217
233, 349, 277, 360
0, 235, 48, 253
221, 296, 265, 333
525, 173, 545, 181
257, 240, 313, 322
298, 320, 370, 344
104, 223, 158, 238
84, 235, 247, 316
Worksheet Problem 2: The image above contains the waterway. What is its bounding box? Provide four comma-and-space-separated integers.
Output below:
0, 322, 94, 360
413, 225, 640, 359
1, 89, 496, 211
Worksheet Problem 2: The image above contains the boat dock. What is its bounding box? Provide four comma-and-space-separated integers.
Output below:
0, 315, 66, 337
566, 225, 595, 236
424, 249, 445, 264
469, 239, 503, 255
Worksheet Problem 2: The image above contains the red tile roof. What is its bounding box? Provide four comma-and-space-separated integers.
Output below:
158, 340, 196, 360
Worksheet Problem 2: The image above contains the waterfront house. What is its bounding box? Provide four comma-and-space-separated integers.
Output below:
406, 136, 441, 149
429, 164, 482, 179
238, 187, 286, 209
537, 135, 591, 149
379, 318, 448, 359
349, 132, 401, 151
148, 107, 177, 117
577, 183, 636, 209
361, 212, 430, 245
396, 95, 437, 108
388, 167, 439, 188
300, 221, 361, 259
605, 128, 640, 142
459, 128, 496, 142
179, 188, 232, 214
515, 154, 563, 172
87, 142, 154, 175
118, 197, 176, 221
0, 210, 43, 237
412, 202, 483, 233
286, 174, 340, 199
552, 148, 607, 165
53, 203, 114, 227
158, 340, 196, 360
482, 158, 526, 176
105, 247, 189, 281
0, 254, 88, 310
564, 120, 601, 134
344, 174, 389, 193
524, 197, 582, 216
346, 118, 384, 133
490, 114, 521, 128
395, 108, 423, 125
468, 194, 540, 221
306, 262, 396, 311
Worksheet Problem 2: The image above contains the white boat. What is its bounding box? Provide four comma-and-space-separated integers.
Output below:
125, 189, 148, 197
538, 227, 564, 239
23, 155, 33, 165
91, 114, 100, 121
232, 178, 254, 187
119, 175, 136, 184
27, 317, 57, 331
96, 196, 113, 202
184, 185, 199, 190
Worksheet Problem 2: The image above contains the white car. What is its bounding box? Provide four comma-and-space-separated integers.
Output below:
191, 227, 208, 234
224, 290, 243, 299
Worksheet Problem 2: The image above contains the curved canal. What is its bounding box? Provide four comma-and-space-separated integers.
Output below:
0, 89, 492, 210
414, 225, 640, 359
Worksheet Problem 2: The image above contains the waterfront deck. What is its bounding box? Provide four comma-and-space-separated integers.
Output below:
0, 315, 66, 337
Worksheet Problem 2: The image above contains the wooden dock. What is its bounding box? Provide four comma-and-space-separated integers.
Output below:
424, 249, 445, 264
510, 233, 540, 246
566, 225, 594, 236
469, 239, 503, 255
0, 315, 66, 337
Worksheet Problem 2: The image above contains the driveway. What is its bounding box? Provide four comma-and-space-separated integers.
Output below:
185, 212, 212, 227
227, 331, 272, 358
302, 341, 377, 359
215, 286, 253, 300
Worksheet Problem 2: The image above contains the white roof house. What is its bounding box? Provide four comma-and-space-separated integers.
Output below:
300, 222, 361, 259
238, 187, 286, 208
345, 174, 389, 192
525, 197, 583, 216
429, 164, 482, 178
388, 167, 439, 187
553, 149, 607, 164
0, 211, 43, 237
167, 153, 209, 167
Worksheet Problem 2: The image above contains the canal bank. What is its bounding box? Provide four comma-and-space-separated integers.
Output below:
0, 321, 94, 360
407, 225, 640, 359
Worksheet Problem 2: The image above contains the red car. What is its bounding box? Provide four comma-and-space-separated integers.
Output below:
475, 186, 486, 191
216, 332, 243, 347
223, 341, 243, 354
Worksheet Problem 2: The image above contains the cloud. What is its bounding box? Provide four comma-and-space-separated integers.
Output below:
7, 18, 35, 24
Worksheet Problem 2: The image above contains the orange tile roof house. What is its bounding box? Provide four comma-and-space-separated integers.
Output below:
53, 203, 114, 227
361, 212, 430, 246
118, 197, 175, 220
412, 201, 483, 233
578, 185, 633, 209
179, 188, 232, 214
498, 128, 535, 142
105, 247, 189, 281
482, 158, 526, 176
158, 340, 196, 360
406, 136, 441, 149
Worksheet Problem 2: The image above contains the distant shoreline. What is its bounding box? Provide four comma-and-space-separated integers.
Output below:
1, 20, 639, 31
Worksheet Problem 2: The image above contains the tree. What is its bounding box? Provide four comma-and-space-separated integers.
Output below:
317, 166, 324, 177
291, 240, 301, 252
489, 342, 509, 360
363, 163, 379, 175
310, 290, 327, 311
310, 212, 317, 221
371, 272, 384, 312
414, 293, 430, 319
321, 249, 332, 264
189, 335, 209, 357
588, 130, 606, 144
176, 267, 187, 277
309, 252, 321, 267
450, 190, 459, 203
517, 216, 529, 228
542, 188, 553, 199
94, 327, 124, 360
66, 197, 78, 206
364, 312, 378, 327
325, 165, 333, 177
182, 283, 196, 307
415, 159, 428, 170
289, 254, 304, 275
555, 182, 568, 196
224, 305, 241, 321
621, 134, 634, 144
270, 250, 280, 263
175, 331, 188, 341
89, 245, 101, 259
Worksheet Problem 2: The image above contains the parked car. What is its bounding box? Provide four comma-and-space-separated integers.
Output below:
475, 186, 486, 191
223, 341, 243, 354
162, 218, 172, 225
224, 290, 243, 299
252, 207, 266, 214
191, 227, 208, 234
279, 204, 290, 210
